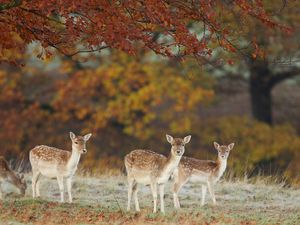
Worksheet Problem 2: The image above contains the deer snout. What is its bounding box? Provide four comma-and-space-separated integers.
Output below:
176, 150, 181, 155
82, 149, 87, 154
20, 188, 26, 196
19, 184, 26, 196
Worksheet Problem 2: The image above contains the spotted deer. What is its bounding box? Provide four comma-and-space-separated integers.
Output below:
29, 132, 92, 203
172, 142, 235, 208
0, 157, 26, 199
125, 134, 191, 213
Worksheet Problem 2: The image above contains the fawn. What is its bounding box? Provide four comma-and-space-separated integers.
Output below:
172, 142, 234, 208
29, 132, 92, 203
0, 156, 26, 199
125, 134, 191, 213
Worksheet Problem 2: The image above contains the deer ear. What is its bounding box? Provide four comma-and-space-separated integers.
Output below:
166, 134, 174, 143
84, 133, 92, 141
183, 135, 191, 144
228, 143, 235, 150
70, 132, 76, 140
214, 142, 220, 149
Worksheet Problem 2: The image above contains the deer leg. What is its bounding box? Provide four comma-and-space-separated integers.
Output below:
36, 178, 41, 197
159, 184, 165, 213
127, 177, 134, 211
150, 183, 158, 213
207, 181, 216, 205
57, 176, 64, 203
172, 182, 180, 209
66, 177, 73, 203
31, 171, 40, 198
172, 178, 188, 209
0, 183, 3, 199
201, 184, 207, 206
132, 183, 140, 212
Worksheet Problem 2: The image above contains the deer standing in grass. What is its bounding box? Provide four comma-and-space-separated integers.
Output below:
125, 134, 191, 213
29, 132, 92, 203
172, 142, 234, 208
0, 157, 27, 199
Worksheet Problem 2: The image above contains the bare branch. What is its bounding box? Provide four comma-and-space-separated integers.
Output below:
65, 46, 110, 57
19, 7, 64, 25
269, 67, 300, 87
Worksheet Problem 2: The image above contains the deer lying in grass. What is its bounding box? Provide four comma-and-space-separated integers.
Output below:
172, 142, 234, 208
0, 156, 27, 199
125, 134, 191, 213
29, 132, 92, 203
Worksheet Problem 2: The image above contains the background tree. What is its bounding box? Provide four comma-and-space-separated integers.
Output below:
246, 1, 300, 124
203, 0, 300, 124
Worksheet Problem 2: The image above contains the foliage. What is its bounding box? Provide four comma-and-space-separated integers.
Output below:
53, 52, 213, 140
0, 0, 292, 63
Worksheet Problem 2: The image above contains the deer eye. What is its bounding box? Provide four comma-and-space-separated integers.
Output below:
75, 142, 78, 144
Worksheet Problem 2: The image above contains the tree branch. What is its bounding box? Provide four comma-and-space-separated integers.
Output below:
269, 68, 300, 87
65, 46, 110, 57
19, 7, 64, 25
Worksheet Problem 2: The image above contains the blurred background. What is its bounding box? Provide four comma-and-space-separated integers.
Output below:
1, 48, 300, 185
0, 1, 299, 185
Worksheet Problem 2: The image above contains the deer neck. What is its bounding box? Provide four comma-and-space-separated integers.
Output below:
216, 156, 227, 178
67, 148, 81, 171
161, 153, 182, 177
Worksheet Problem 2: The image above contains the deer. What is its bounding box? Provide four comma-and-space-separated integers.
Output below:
124, 134, 191, 213
0, 156, 27, 199
29, 132, 92, 203
172, 142, 235, 209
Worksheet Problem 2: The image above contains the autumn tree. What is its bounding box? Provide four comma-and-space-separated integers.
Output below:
1, 1, 294, 125
0, 0, 291, 63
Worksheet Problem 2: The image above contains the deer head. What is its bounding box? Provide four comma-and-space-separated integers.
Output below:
214, 142, 235, 160
70, 132, 92, 154
166, 134, 191, 157
14, 173, 27, 196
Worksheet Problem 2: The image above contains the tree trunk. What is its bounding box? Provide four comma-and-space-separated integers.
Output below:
250, 75, 272, 124
248, 60, 300, 125
248, 60, 273, 124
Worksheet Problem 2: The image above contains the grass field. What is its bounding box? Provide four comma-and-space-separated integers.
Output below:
0, 174, 299, 225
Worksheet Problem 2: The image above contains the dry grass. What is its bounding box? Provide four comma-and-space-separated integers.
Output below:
0, 174, 300, 225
